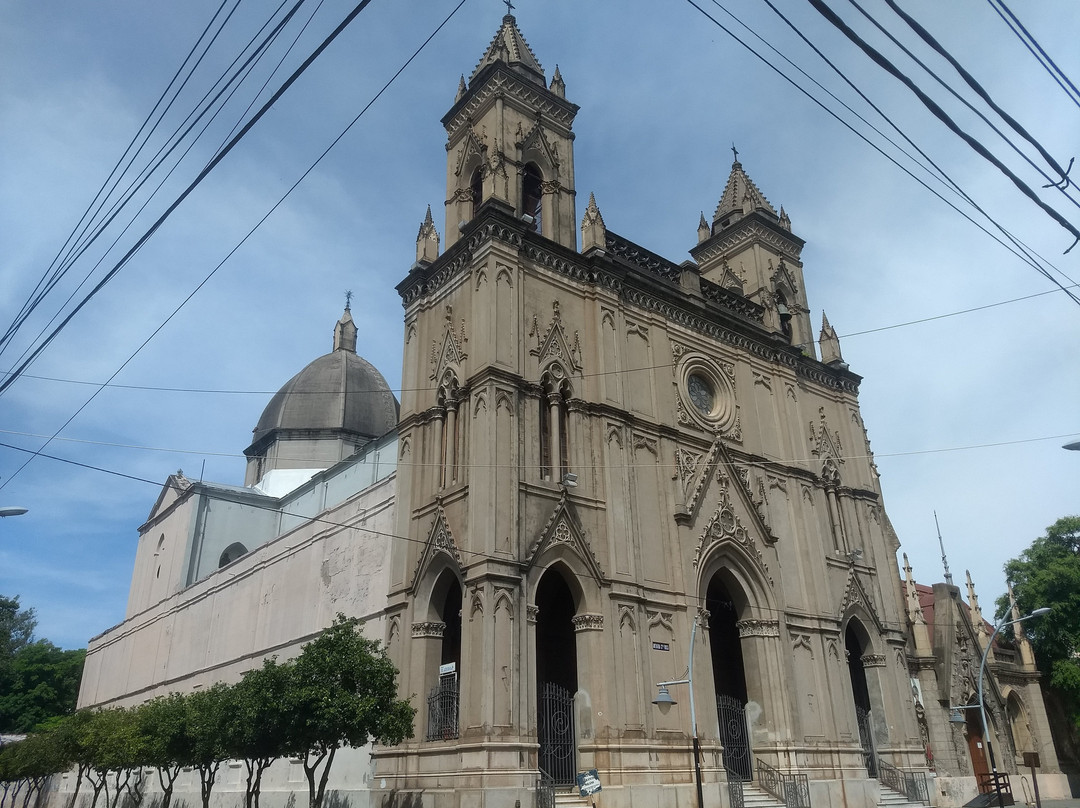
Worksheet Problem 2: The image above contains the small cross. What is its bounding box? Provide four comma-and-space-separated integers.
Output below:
731, 143, 739, 162
504, 0, 515, 13
344, 290, 353, 311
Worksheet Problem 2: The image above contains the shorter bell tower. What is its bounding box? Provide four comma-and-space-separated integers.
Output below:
441, 14, 579, 250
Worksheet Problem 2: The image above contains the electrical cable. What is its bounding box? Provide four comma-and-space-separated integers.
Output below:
986, 0, 1080, 109
0, 0, 375, 400
0, 0, 471, 494
801, 0, 1080, 252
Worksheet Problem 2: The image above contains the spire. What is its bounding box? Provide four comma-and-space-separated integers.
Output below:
966, 569, 994, 659
904, 553, 932, 654
470, 13, 545, 87
580, 192, 607, 253
712, 157, 778, 229
416, 204, 441, 263
819, 312, 846, 367
333, 305, 357, 353
697, 212, 710, 244
779, 205, 791, 231
934, 511, 953, 585
455, 75, 467, 103
1009, 581, 1037, 667
549, 64, 565, 98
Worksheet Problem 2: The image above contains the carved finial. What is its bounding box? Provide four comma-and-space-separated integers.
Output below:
416, 204, 440, 263
580, 192, 607, 253
455, 75, 467, 102
819, 311, 845, 367
333, 305, 357, 353
1009, 581, 1037, 667
779, 205, 791, 231
697, 211, 710, 244
550, 64, 566, 98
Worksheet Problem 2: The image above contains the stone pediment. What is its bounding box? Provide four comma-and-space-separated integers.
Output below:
529, 300, 580, 372
518, 120, 560, 170
409, 504, 462, 593
453, 128, 487, 178
526, 491, 605, 585
691, 468, 773, 585
839, 567, 882, 632
142, 472, 194, 528
430, 305, 468, 381
676, 441, 775, 545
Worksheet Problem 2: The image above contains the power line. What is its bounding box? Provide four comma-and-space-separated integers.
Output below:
986, 0, 1080, 110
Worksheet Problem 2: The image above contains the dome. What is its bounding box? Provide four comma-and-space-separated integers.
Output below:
248, 309, 399, 450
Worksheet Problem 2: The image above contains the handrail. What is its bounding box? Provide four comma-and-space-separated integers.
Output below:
878, 759, 930, 805
536, 767, 555, 808
756, 758, 810, 808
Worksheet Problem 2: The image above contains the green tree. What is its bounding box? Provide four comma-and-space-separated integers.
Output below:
283, 615, 415, 808
181, 683, 233, 808
81, 708, 145, 808
0, 640, 86, 732
46, 711, 95, 808
135, 694, 188, 808
0, 596, 36, 703
997, 515, 1080, 762
2, 730, 71, 808
227, 659, 291, 808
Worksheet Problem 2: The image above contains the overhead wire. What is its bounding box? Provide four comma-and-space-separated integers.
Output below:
985, 0, 1080, 110
0, 0, 310, 367
800, 0, 1080, 252
0, 0, 471, 494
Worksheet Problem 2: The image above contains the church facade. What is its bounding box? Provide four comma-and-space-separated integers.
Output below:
69, 13, 1069, 808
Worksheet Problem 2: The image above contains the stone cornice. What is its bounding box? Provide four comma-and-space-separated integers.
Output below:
690, 212, 806, 265
442, 63, 579, 137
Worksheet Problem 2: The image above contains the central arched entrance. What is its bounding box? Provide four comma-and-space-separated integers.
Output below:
536, 568, 578, 785
846, 622, 877, 776
707, 573, 752, 781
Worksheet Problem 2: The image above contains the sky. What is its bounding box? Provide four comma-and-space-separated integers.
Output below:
0, 0, 1077, 650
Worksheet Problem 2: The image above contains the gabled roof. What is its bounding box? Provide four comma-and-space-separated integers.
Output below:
470, 14, 545, 87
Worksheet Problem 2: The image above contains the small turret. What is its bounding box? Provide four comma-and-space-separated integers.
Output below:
580, 193, 606, 253
333, 300, 357, 353
904, 554, 932, 655
416, 205, 440, 264
819, 312, 846, 368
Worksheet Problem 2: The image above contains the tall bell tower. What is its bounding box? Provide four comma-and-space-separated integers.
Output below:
441, 14, 579, 250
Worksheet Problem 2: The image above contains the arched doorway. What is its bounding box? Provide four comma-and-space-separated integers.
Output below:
846, 622, 877, 776
426, 573, 462, 740
707, 573, 752, 781
536, 568, 578, 785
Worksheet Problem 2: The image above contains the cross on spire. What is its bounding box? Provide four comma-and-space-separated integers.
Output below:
504, 0, 515, 14
344, 290, 353, 311
731, 143, 739, 163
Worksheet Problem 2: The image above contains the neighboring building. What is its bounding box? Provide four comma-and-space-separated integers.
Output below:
69, 12, 1069, 808
901, 559, 1064, 806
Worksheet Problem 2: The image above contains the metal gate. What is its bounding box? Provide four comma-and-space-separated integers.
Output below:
718, 693, 753, 781
856, 706, 878, 777
539, 682, 576, 786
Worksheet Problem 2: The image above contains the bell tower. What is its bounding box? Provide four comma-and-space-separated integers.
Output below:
441, 14, 579, 250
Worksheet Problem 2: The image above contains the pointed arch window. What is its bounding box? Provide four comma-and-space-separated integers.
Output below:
775, 290, 793, 342
522, 162, 543, 234
539, 369, 570, 481
470, 167, 483, 219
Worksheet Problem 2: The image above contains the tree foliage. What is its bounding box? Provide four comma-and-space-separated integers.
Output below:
284, 615, 415, 808
0, 641, 85, 732
998, 515, 1080, 760
228, 658, 291, 808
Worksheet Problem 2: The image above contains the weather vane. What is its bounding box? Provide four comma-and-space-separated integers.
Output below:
345, 290, 353, 311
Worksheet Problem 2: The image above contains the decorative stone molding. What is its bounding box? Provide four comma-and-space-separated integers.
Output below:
529, 299, 581, 372
692, 473, 773, 584
861, 653, 887, 669
412, 621, 446, 639
572, 613, 604, 632
790, 633, 814, 656
527, 604, 539, 624
738, 619, 780, 638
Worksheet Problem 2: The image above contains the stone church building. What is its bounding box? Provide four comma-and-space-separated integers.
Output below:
72, 13, 1067, 808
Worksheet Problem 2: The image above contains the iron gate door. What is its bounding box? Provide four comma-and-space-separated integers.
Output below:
539, 682, 576, 785
718, 693, 753, 781
856, 706, 878, 777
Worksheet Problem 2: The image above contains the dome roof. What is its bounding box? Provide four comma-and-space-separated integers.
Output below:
250, 309, 399, 448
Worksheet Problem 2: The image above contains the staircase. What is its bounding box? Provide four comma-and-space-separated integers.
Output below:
741, 780, 790, 808
553, 789, 593, 808
879, 786, 927, 808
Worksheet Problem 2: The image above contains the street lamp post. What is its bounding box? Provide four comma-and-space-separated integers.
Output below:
652, 613, 704, 808
960, 607, 1050, 808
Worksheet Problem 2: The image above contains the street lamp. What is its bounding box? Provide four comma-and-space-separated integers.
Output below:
0, 507, 27, 518
954, 606, 1050, 808
652, 614, 704, 808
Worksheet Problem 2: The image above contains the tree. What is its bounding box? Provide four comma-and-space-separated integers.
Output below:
0, 641, 85, 732
0, 597, 36, 701
997, 515, 1080, 763
181, 683, 233, 808
283, 615, 415, 808
81, 708, 144, 808
135, 694, 188, 808
227, 659, 291, 808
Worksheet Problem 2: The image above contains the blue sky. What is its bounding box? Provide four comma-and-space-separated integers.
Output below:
1, 0, 1077, 649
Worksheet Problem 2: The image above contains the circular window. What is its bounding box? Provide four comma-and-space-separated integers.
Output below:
677, 353, 737, 434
